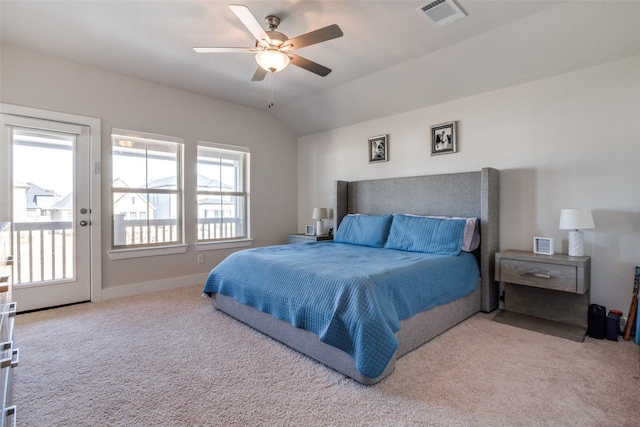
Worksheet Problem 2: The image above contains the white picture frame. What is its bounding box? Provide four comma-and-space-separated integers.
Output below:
533, 237, 554, 255
305, 225, 315, 236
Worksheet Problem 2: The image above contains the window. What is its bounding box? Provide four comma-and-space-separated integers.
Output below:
197, 142, 249, 242
111, 129, 183, 249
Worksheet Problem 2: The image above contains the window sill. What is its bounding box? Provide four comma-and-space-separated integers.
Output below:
196, 239, 252, 251
108, 244, 188, 260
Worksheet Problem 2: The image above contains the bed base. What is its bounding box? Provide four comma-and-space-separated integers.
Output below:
211, 283, 481, 385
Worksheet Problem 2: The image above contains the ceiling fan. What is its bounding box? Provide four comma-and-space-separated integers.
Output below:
194, 4, 343, 81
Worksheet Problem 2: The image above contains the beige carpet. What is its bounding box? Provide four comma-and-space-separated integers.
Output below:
14, 285, 640, 426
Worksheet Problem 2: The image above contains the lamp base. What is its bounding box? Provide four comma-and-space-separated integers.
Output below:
567, 230, 584, 256
316, 220, 324, 236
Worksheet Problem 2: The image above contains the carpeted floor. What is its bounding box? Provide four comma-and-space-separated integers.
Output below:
14, 285, 640, 426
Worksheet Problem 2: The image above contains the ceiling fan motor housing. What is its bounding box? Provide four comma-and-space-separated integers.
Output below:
265, 15, 280, 31
259, 31, 288, 48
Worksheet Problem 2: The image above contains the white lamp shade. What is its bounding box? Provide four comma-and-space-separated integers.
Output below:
255, 50, 290, 72
312, 208, 328, 220
559, 209, 595, 230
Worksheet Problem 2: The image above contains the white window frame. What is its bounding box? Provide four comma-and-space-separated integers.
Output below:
196, 141, 251, 251
108, 129, 186, 259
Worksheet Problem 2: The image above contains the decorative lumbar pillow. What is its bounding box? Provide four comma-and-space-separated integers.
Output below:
334, 214, 393, 248
384, 214, 466, 255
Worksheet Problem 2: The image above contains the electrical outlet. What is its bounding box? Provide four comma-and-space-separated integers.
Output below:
197, 254, 204, 264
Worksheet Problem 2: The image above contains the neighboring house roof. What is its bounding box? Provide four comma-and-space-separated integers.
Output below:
25, 182, 59, 210
113, 192, 156, 211
148, 176, 176, 189
112, 177, 156, 210
196, 174, 231, 190
112, 177, 130, 188
50, 193, 72, 210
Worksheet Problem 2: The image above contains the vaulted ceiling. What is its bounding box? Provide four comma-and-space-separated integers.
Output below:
2, 1, 639, 136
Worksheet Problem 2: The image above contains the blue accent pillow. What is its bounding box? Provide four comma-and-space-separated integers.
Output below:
334, 214, 393, 248
384, 214, 466, 255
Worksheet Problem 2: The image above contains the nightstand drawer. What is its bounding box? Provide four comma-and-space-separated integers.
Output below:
288, 234, 333, 244
500, 259, 577, 293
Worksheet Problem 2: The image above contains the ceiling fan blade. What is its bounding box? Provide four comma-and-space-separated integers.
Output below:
288, 54, 332, 77
229, 4, 271, 48
193, 47, 256, 53
284, 24, 343, 50
251, 67, 267, 82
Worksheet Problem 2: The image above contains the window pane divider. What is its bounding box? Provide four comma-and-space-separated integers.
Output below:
112, 188, 181, 195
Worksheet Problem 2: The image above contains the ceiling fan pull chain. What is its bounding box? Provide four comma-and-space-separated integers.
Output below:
268, 71, 274, 108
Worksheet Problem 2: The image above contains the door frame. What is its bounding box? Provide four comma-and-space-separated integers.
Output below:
0, 103, 102, 303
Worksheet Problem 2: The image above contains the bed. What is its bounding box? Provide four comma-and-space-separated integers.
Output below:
203, 168, 499, 384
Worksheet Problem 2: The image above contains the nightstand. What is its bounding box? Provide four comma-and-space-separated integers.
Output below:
288, 234, 333, 244
494, 250, 591, 342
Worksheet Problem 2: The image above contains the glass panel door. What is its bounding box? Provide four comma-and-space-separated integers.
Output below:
2, 115, 91, 311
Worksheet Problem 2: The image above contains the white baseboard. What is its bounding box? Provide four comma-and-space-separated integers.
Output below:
100, 273, 210, 301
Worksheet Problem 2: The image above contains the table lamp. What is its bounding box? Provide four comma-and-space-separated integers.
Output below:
559, 208, 595, 256
312, 208, 328, 236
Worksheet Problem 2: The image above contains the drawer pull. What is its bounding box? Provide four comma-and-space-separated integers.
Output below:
5, 405, 16, 427
11, 348, 18, 368
522, 272, 552, 279
7, 302, 16, 317
0, 340, 12, 368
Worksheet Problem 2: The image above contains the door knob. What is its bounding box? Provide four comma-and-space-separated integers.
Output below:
80, 220, 88, 226
80, 208, 89, 214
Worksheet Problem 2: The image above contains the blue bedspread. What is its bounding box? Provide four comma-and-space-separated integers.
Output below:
203, 242, 479, 378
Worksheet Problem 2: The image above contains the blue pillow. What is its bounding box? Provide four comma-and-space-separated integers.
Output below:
384, 214, 466, 255
334, 214, 393, 248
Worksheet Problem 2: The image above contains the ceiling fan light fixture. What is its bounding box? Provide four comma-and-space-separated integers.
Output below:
255, 50, 290, 73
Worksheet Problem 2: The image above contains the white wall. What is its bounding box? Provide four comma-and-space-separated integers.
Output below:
298, 55, 640, 314
1, 44, 298, 295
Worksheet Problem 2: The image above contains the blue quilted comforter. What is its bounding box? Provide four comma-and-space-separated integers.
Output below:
203, 242, 479, 378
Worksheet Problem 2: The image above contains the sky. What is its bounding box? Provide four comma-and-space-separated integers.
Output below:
13, 144, 73, 196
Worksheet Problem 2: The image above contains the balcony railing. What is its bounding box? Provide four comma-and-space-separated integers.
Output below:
197, 217, 244, 241
113, 216, 243, 246
13, 221, 73, 285
12, 217, 245, 284
113, 216, 179, 246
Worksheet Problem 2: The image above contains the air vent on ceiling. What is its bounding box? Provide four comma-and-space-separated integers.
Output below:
417, 0, 467, 28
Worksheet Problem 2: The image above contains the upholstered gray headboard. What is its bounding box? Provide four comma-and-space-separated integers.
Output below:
334, 167, 500, 312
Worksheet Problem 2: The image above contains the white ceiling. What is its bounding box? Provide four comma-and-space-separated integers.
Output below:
1, 1, 639, 137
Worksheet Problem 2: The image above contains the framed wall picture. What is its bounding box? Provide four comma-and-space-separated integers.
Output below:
368, 134, 388, 163
430, 121, 457, 155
